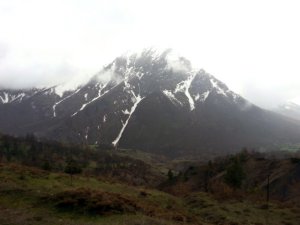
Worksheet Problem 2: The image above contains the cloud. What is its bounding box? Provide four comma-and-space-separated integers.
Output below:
165, 50, 192, 73
0, 0, 299, 109
94, 65, 117, 84
0, 43, 9, 61
0, 59, 91, 90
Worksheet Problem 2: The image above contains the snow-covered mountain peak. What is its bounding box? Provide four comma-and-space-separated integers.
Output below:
0, 50, 246, 129
81, 50, 244, 114
96, 49, 193, 82
0, 50, 245, 122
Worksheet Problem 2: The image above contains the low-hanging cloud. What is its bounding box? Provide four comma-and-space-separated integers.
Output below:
165, 51, 192, 73
0, 60, 92, 90
0, 0, 300, 110
240, 81, 300, 109
0, 43, 9, 61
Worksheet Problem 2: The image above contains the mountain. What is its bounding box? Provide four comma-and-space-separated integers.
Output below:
1, 49, 300, 157
276, 101, 300, 121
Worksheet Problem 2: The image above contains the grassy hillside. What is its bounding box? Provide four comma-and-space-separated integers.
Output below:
1, 162, 300, 225
0, 163, 191, 225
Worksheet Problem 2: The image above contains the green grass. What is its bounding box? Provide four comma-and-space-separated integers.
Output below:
1, 163, 299, 225
0, 163, 197, 225
185, 192, 300, 225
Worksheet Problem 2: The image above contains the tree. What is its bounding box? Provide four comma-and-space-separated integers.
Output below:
167, 169, 174, 181
64, 159, 82, 185
204, 160, 213, 192
42, 160, 52, 171
224, 157, 245, 189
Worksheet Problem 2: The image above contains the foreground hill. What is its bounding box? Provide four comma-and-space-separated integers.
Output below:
1, 49, 300, 157
1, 162, 300, 225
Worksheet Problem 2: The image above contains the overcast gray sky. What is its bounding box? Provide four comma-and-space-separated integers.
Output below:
0, 0, 300, 109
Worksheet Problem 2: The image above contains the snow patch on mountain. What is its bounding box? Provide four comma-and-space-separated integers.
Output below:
43, 88, 56, 96
185, 73, 197, 110
0, 92, 9, 104
71, 83, 109, 117
0, 92, 27, 104
112, 91, 144, 147
85, 127, 89, 141
122, 109, 130, 115
210, 78, 227, 97
136, 71, 145, 80
175, 72, 197, 110
163, 90, 182, 105
195, 91, 210, 102
53, 88, 81, 117
16, 93, 26, 102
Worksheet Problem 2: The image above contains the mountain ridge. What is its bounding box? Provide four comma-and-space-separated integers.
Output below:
1, 49, 300, 157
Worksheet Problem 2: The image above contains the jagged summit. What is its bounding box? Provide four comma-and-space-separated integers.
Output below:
82, 49, 243, 113
1, 50, 300, 157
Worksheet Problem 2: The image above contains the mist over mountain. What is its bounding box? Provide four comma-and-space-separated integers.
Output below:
1, 50, 300, 157
275, 101, 300, 121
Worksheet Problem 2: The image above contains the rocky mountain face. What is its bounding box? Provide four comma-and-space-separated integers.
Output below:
1, 49, 300, 157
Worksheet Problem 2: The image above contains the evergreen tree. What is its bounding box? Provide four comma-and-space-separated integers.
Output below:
204, 160, 213, 192
64, 159, 82, 185
167, 169, 174, 181
224, 157, 245, 188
